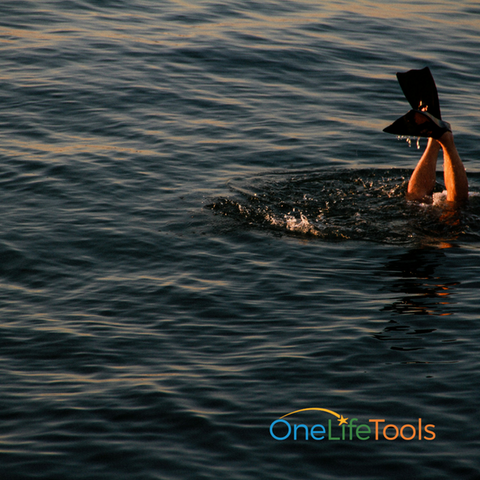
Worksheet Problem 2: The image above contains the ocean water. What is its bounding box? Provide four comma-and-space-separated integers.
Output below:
1, 1, 480, 478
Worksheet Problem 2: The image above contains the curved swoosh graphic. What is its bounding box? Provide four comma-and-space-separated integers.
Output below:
280, 408, 340, 419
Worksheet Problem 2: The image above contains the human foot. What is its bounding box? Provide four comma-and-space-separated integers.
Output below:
383, 110, 451, 139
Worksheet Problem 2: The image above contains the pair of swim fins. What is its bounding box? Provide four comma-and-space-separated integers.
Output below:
383, 67, 451, 139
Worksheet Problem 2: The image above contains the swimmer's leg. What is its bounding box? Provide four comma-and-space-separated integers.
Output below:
406, 137, 440, 201
437, 131, 468, 203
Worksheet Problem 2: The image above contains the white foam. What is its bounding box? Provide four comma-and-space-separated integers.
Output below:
432, 190, 448, 206
265, 211, 323, 235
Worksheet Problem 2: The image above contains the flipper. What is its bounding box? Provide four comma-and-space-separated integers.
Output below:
383, 67, 449, 138
383, 109, 451, 139
396, 67, 442, 119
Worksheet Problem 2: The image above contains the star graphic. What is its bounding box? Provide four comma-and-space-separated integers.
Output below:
338, 415, 348, 425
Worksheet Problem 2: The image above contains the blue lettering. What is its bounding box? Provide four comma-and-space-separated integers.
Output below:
294, 424, 309, 440
310, 424, 326, 440
270, 419, 291, 441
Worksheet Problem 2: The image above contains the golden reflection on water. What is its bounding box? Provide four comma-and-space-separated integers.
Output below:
374, 247, 461, 348
0, 140, 162, 160
0, 0, 475, 52
381, 247, 459, 318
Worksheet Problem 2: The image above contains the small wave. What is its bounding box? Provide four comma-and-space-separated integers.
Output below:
208, 168, 480, 245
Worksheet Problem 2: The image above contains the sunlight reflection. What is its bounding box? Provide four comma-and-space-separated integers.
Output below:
381, 248, 459, 317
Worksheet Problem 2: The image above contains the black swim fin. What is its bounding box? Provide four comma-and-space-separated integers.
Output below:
396, 66, 442, 119
383, 66, 451, 138
383, 109, 451, 139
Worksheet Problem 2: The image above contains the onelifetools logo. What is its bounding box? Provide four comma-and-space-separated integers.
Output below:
270, 408, 435, 441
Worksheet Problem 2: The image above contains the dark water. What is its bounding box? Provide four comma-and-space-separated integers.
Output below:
1, 1, 480, 479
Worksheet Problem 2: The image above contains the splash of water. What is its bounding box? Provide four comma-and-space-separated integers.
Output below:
397, 136, 422, 149
208, 169, 479, 244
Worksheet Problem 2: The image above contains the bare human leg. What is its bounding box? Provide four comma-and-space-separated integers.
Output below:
437, 131, 468, 204
383, 68, 468, 204
407, 132, 468, 204
406, 137, 441, 202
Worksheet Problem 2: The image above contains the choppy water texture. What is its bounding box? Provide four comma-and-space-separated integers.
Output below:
210, 168, 480, 244
1, 1, 480, 479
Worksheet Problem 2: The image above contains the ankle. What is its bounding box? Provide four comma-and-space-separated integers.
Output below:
437, 131, 455, 148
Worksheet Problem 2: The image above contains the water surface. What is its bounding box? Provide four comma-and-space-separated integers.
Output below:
1, 1, 480, 479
